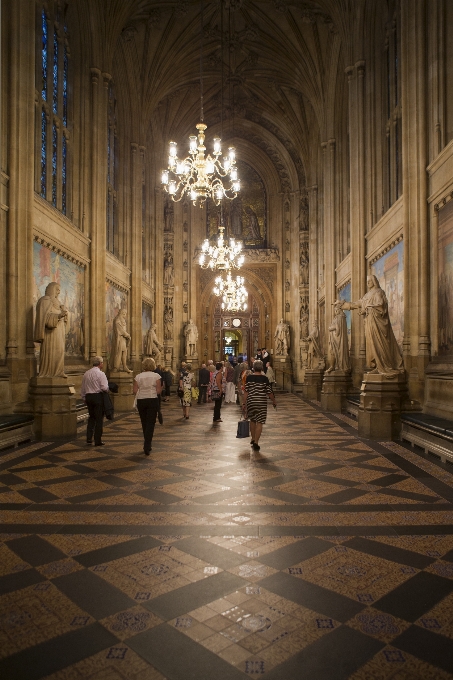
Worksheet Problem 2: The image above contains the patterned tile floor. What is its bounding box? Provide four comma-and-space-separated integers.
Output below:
1, 395, 453, 679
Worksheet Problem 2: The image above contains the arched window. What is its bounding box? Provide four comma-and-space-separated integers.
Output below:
106, 83, 118, 255
36, 5, 70, 216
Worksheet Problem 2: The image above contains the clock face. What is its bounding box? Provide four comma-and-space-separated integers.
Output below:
232, 318, 241, 328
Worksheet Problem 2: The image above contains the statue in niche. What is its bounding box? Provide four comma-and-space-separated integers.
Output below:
300, 313, 309, 340
111, 309, 132, 372
184, 318, 198, 356
306, 320, 323, 369
274, 318, 290, 355
164, 306, 173, 341
145, 323, 163, 364
245, 206, 261, 240
341, 274, 404, 377
325, 302, 351, 373
163, 254, 174, 287
34, 282, 68, 378
299, 193, 309, 231
230, 197, 243, 236
164, 200, 174, 232
300, 248, 309, 284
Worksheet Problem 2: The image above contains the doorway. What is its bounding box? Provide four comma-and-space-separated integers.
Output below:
222, 329, 241, 362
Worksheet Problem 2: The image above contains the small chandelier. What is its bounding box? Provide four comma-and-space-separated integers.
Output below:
161, 128, 240, 206
200, 225, 244, 270
214, 272, 247, 311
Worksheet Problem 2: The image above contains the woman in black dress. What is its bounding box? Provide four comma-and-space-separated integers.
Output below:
243, 360, 276, 450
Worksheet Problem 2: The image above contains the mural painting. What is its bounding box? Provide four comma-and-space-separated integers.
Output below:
438, 200, 453, 356
33, 241, 84, 357
142, 301, 152, 355
371, 240, 404, 348
206, 160, 266, 247
105, 282, 128, 363
338, 282, 352, 348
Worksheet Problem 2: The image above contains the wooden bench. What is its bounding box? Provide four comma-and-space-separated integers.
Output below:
0, 415, 34, 451
400, 412, 453, 464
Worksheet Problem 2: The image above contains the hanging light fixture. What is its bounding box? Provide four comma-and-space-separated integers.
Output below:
213, 272, 247, 311
199, 225, 244, 270
161, 0, 240, 207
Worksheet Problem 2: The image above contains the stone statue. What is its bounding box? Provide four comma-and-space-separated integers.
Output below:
111, 309, 132, 372
163, 254, 174, 287
274, 318, 290, 355
325, 302, 351, 373
184, 318, 198, 356
307, 320, 322, 369
164, 200, 174, 232
34, 282, 68, 378
300, 249, 309, 284
300, 313, 309, 340
145, 323, 163, 364
341, 274, 404, 377
245, 206, 261, 240
164, 306, 173, 341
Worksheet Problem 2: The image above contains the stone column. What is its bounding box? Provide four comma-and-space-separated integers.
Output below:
130, 142, 143, 373
89, 69, 110, 360
308, 185, 318, 332
6, 0, 36, 406
346, 61, 367, 387
401, 0, 430, 402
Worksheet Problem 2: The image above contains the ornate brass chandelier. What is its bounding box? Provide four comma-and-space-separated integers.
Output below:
199, 225, 244, 270
161, 0, 240, 207
214, 272, 247, 311
161, 128, 240, 206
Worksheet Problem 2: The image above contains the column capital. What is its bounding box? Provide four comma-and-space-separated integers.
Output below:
102, 72, 112, 88
356, 60, 365, 77
90, 68, 101, 85
131, 142, 139, 154
345, 65, 354, 81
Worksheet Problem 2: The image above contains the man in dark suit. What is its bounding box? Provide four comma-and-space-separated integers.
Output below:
197, 363, 210, 404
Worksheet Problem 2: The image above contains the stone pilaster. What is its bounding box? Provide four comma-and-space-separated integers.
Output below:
130, 142, 143, 372
346, 61, 367, 387
401, 0, 430, 401
6, 0, 36, 406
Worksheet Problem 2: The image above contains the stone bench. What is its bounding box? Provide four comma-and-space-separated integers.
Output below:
401, 412, 453, 464
345, 394, 360, 418
0, 415, 34, 450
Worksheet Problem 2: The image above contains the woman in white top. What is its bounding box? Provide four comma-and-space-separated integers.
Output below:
134, 357, 162, 455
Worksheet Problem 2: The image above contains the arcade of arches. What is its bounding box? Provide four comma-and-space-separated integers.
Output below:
2, 1, 453, 679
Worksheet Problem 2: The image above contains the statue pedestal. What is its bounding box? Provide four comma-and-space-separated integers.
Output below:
302, 369, 324, 400
109, 371, 134, 412
358, 373, 408, 440
29, 377, 77, 441
321, 370, 352, 412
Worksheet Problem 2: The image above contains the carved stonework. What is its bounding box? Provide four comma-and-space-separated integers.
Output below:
247, 266, 275, 294
199, 269, 215, 292
243, 248, 280, 262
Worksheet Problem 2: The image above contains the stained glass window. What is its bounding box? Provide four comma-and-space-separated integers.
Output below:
41, 10, 47, 101
63, 46, 68, 126
62, 135, 67, 215
53, 31, 58, 115
52, 123, 57, 206
41, 109, 47, 197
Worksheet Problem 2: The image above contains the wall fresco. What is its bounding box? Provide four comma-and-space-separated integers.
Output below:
33, 241, 84, 357
438, 200, 453, 356
371, 240, 404, 348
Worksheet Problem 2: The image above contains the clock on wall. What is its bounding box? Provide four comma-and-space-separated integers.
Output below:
232, 318, 241, 328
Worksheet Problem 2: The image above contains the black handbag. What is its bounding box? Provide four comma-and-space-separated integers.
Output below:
177, 387, 184, 398
236, 418, 250, 438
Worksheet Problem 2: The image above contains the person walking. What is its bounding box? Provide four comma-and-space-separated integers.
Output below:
243, 360, 276, 451
161, 367, 172, 401
81, 356, 109, 446
179, 363, 194, 419
224, 362, 235, 403
134, 357, 162, 456
265, 360, 275, 387
211, 362, 224, 422
197, 363, 210, 404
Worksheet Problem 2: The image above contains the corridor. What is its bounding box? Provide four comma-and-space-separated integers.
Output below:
1, 396, 453, 679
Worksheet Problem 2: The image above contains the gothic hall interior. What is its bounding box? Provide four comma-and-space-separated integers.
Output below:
2, 1, 453, 679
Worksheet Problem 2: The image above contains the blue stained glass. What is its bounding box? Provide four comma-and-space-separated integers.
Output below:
53, 31, 58, 114
41, 11, 47, 100
41, 109, 47, 197
52, 123, 57, 206
62, 135, 67, 214
63, 46, 68, 126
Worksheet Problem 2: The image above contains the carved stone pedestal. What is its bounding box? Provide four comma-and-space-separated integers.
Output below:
29, 377, 77, 441
358, 373, 408, 440
321, 370, 353, 412
185, 355, 199, 370
109, 371, 134, 412
302, 369, 324, 400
